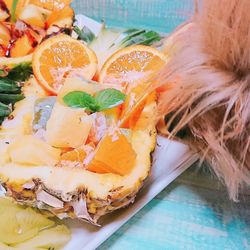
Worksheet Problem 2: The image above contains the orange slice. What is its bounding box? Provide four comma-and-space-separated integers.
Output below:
29, 0, 72, 11
32, 34, 98, 94
99, 45, 168, 90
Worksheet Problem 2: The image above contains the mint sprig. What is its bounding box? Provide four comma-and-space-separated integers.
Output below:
63, 88, 126, 112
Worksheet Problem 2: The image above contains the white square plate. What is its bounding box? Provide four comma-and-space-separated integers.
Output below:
63, 136, 198, 250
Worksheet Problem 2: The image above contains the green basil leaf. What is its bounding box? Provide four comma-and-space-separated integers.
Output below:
63, 91, 99, 112
95, 88, 126, 111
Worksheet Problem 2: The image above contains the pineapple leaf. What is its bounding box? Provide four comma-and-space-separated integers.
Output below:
73, 25, 95, 44
7, 62, 33, 82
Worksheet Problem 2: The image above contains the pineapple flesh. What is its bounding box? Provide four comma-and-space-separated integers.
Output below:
0, 77, 157, 225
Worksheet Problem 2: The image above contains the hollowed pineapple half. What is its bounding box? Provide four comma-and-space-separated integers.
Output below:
0, 77, 156, 225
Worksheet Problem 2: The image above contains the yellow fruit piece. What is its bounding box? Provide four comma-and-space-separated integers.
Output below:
99, 45, 168, 87
60, 148, 87, 162
8, 135, 61, 166
46, 102, 93, 148
32, 34, 98, 94
16, 208, 55, 232
29, 0, 72, 11
46, 6, 73, 28
17, 4, 47, 28
0, 22, 10, 47
15, 225, 71, 249
0, 197, 22, 214
57, 77, 100, 104
10, 34, 34, 58
87, 130, 137, 176
0, 198, 59, 248
0, 211, 38, 245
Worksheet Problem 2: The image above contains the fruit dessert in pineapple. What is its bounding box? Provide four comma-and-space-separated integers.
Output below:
0, 0, 73, 62
0, 0, 168, 225
0, 75, 158, 225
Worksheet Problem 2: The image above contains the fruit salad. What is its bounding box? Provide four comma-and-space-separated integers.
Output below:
0, 1, 169, 248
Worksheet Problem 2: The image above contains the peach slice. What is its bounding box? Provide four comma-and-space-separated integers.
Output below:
87, 130, 136, 176
10, 34, 34, 58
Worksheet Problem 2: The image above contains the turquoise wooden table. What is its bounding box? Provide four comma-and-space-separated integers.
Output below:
72, 1, 250, 249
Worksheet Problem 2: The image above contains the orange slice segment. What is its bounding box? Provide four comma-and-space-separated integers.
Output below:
28, 0, 72, 11
32, 34, 97, 94
99, 45, 168, 91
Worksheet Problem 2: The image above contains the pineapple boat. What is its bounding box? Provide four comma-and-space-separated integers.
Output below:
0, 0, 167, 225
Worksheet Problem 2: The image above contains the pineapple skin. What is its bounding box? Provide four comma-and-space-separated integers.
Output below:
0, 127, 156, 225
0, 79, 157, 225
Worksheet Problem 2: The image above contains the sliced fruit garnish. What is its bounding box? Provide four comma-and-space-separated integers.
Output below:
0, 211, 38, 245
9, 33, 34, 57
15, 225, 71, 249
99, 45, 167, 90
32, 34, 98, 94
29, 0, 72, 11
46, 6, 73, 29
87, 130, 136, 175
16, 207, 55, 232
17, 4, 48, 28
0, 22, 10, 47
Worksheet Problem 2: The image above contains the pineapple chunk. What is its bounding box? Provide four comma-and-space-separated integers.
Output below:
17, 4, 48, 28
0, 23, 10, 47
8, 135, 61, 166
10, 34, 34, 58
15, 225, 71, 249
46, 102, 93, 148
57, 77, 100, 104
0, 211, 38, 245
